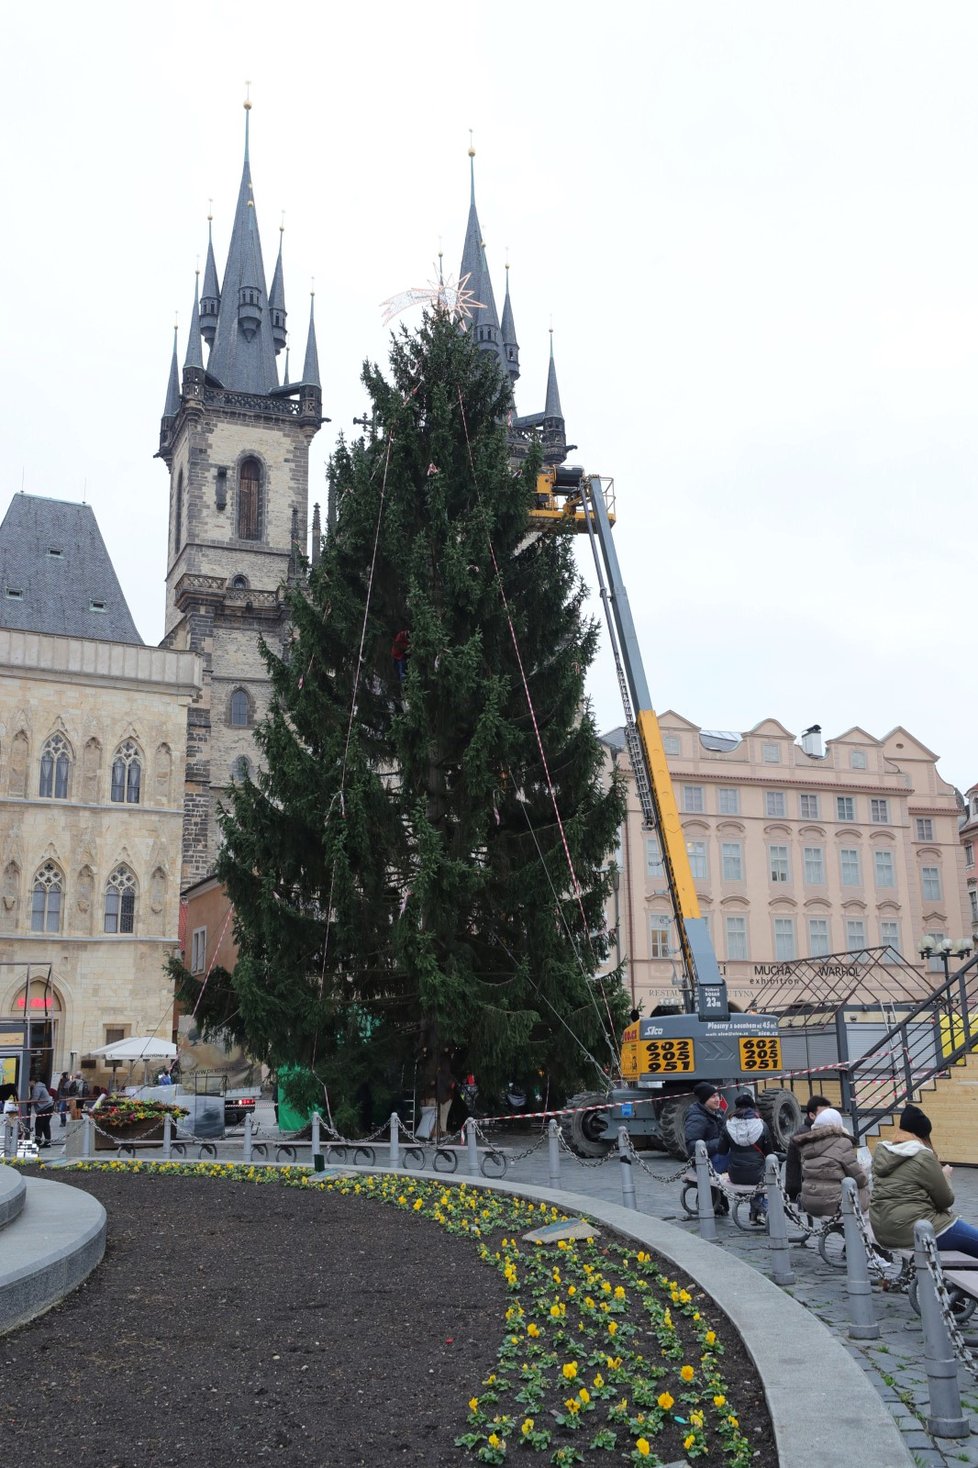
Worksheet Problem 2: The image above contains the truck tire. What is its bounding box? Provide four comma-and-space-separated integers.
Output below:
657, 1096, 693, 1160
756, 1088, 803, 1149
561, 1092, 613, 1158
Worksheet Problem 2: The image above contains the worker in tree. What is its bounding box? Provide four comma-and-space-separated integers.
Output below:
391, 629, 410, 682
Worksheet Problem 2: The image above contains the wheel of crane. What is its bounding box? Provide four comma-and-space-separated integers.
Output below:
560, 1092, 614, 1159
657, 1095, 694, 1160
756, 1088, 803, 1149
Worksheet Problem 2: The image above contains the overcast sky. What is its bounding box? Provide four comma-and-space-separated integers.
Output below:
3, 2, 977, 791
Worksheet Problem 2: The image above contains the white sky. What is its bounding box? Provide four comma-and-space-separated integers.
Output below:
3, 2, 977, 790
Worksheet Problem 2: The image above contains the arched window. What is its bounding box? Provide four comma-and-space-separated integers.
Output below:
174, 468, 184, 550
237, 457, 262, 541
104, 866, 137, 935
231, 756, 251, 782
39, 733, 72, 799
229, 688, 251, 728
31, 863, 63, 933
111, 740, 142, 804
231, 574, 248, 590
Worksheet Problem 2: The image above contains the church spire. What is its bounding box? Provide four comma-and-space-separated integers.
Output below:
183, 272, 204, 370
162, 319, 180, 421
200, 210, 220, 347
310, 501, 322, 567
301, 292, 320, 387
500, 260, 519, 386
205, 96, 278, 394
541, 330, 566, 466
269, 216, 287, 356
459, 141, 503, 369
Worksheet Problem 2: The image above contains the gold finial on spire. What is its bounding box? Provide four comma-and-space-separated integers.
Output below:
468, 128, 475, 158
244, 80, 252, 111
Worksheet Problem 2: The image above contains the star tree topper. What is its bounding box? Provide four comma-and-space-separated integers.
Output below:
380, 268, 484, 328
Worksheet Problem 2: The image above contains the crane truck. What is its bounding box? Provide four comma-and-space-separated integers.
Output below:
529, 467, 802, 1160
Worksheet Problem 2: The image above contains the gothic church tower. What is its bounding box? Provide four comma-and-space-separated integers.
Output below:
157, 102, 323, 882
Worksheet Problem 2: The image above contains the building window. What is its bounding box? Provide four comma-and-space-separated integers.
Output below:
808, 918, 830, 957
846, 918, 866, 951
662, 733, 681, 756
649, 915, 671, 959
803, 846, 825, 884
799, 793, 820, 819
840, 848, 861, 886
237, 457, 262, 540
774, 917, 796, 961
646, 837, 664, 878
721, 842, 744, 881
769, 845, 790, 883
762, 742, 781, 764
30, 862, 63, 933
836, 796, 855, 822
725, 915, 748, 960
870, 798, 889, 824
924, 931, 947, 973
38, 732, 72, 799
850, 749, 867, 770
110, 740, 142, 804
764, 790, 786, 818
682, 785, 704, 814
966, 842, 975, 870
190, 927, 207, 974
717, 787, 739, 815
880, 920, 902, 959
230, 574, 248, 590
915, 818, 934, 842
229, 688, 252, 727
874, 849, 895, 888
970, 891, 978, 925
104, 866, 137, 935
231, 756, 251, 783
921, 866, 942, 902
686, 840, 708, 880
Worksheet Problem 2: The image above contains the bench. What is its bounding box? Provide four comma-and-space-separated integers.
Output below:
271, 1138, 509, 1177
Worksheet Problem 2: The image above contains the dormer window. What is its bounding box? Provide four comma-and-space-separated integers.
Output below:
47, 548, 63, 558
6, 588, 23, 599
237, 458, 262, 541
90, 599, 106, 613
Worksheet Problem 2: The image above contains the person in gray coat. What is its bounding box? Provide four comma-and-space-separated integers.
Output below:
795, 1106, 869, 1217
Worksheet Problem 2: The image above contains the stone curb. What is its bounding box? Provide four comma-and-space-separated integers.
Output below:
0, 1171, 107, 1336
0, 1164, 26, 1228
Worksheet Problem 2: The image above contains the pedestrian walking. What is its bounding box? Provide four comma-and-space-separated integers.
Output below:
30, 1077, 55, 1148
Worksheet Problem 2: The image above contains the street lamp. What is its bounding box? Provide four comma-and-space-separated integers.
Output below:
918, 936, 973, 983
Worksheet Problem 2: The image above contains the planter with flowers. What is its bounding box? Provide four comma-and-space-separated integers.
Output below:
93, 1098, 189, 1150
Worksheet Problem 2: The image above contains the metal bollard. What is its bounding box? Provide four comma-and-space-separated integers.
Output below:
694, 1140, 718, 1242
389, 1112, 401, 1170
913, 1220, 971, 1437
311, 1111, 321, 1166
82, 1113, 93, 1160
617, 1126, 638, 1211
242, 1113, 252, 1164
840, 1178, 878, 1337
466, 1117, 479, 1176
163, 1113, 173, 1161
765, 1154, 795, 1286
547, 1118, 561, 1190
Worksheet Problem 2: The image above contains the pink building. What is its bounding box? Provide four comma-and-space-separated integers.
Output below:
605, 715, 969, 1013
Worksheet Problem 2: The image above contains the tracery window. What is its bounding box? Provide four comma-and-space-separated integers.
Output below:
39, 733, 72, 799
31, 863, 63, 933
229, 688, 252, 727
111, 740, 142, 804
104, 866, 137, 935
237, 457, 262, 541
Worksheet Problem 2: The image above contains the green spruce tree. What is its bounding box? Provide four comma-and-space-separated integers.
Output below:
174, 310, 626, 1127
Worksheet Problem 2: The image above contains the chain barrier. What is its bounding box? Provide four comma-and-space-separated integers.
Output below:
468, 1120, 548, 1164
622, 1137, 690, 1185
920, 1228, 978, 1378
555, 1129, 617, 1170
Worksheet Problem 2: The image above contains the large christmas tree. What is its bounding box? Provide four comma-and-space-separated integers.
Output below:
175, 310, 626, 1128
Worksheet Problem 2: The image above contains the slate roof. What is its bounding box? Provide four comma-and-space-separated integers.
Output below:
0, 495, 143, 644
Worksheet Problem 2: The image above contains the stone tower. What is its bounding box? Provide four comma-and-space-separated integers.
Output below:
157, 102, 323, 882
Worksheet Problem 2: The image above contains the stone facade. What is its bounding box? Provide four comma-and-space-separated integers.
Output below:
0, 628, 201, 1085
605, 714, 970, 1014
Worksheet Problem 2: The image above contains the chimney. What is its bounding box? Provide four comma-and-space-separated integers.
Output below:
801, 724, 824, 759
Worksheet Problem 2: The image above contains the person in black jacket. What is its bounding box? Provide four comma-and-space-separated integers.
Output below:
684, 1082, 730, 1213
784, 1094, 831, 1201
724, 1093, 773, 1224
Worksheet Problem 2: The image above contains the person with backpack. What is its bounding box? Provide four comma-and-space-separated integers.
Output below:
30, 1076, 55, 1148
723, 1093, 774, 1225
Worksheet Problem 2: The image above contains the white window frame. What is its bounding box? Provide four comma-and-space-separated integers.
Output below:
850, 749, 868, 770
721, 842, 743, 881
922, 866, 942, 901
686, 840, 708, 881
846, 918, 867, 952
807, 918, 830, 957
915, 818, 934, 842
880, 920, 902, 958
765, 790, 786, 818
874, 849, 895, 889
966, 842, 975, 870
649, 915, 671, 959
717, 787, 740, 815
769, 844, 790, 883
646, 837, 664, 878
725, 915, 748, 960
662, 733, 681, 757
803, 846, 825, 884
840, 848, 861, 886
799, 793, 820, 819
837, 796, 855, 822
190, 927, 208, 974
682, 785, 705, 814
762, 742, 781, 764
774, 917, 796, 961
870, 798, 889, 824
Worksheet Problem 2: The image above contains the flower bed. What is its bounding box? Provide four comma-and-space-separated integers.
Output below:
64, 1161, 765, 1466
93, 1100, 188, 1128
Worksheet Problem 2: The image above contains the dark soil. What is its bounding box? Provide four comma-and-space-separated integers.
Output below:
1, 1170, 777, 1467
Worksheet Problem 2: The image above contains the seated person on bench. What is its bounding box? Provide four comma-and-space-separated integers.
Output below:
870, 1104, 978, 1259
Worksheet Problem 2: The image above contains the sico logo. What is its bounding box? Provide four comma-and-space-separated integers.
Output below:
645, 1026, 663, 1036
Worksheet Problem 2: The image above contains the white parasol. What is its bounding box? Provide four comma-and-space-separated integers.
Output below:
90, 1036, 178, 1062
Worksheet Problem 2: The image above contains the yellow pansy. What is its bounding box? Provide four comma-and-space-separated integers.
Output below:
636, 1439, 651, 1457
680, 1364, 695, 1382
561, 1361, 578, 1380
657, 1392, 674, 1410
